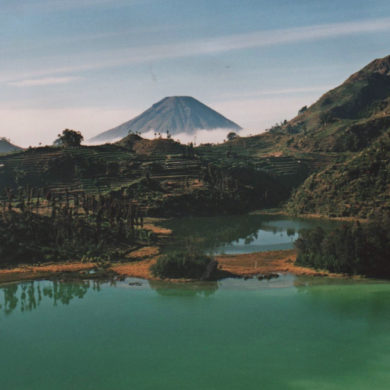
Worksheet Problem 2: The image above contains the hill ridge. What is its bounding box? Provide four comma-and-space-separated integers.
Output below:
0, 138, 23, 154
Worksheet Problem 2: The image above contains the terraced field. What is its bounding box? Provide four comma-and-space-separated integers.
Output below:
0, 144, 203, 199
0, 135, 342, 217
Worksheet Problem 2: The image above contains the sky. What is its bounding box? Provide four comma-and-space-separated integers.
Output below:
2, 0, 390, 147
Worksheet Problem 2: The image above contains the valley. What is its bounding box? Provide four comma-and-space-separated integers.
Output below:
1, 55, 389, 280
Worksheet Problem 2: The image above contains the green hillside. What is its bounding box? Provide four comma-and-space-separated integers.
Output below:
201, 55, 390, 218
286, 129, 390, 218
0, 136, 297, 216
271, 54, 390, 153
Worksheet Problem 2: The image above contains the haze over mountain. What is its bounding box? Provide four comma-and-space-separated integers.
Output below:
0, 138, 22, 154
91, 96, 241, 143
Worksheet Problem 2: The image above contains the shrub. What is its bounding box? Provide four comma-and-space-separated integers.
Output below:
151, 250, 217, 280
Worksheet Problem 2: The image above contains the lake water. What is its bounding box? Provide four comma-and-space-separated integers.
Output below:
159, 214, 339, 254
1, 277, 390, 390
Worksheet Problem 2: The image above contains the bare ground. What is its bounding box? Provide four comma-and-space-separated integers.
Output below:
0, 248, 344, 284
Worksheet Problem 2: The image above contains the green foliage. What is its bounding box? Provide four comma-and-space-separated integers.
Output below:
298, 106, 307, 115
287, 130, 390, 218
226, 132, 238, 141
151, 250, 217, 280
295, 214, 390, 277
0, 187, 148, 266
56, 129, 84, 147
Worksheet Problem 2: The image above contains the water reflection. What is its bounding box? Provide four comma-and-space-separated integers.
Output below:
0, 280, 101, 315
148, 280, 218, 297
160, 214, 338, 254
2, 276, 389, 322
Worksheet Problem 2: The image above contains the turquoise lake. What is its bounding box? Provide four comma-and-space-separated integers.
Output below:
1, 276, 390, 390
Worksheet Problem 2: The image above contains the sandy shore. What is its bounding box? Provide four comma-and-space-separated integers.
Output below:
0, 248, 343, 284
216, 250, 339, 277
0, 262, 96, 284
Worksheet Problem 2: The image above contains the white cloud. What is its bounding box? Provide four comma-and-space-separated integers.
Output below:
8, 76, 82, 87
2, 17, 390, 84
141, 128, 237, 146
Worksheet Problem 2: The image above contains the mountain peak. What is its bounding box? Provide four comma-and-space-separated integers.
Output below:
91, 96, 241, 143
348, 54, 390, 82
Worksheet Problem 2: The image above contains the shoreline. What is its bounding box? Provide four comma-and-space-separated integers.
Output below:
250, 209, 368, 223
0, 248, 349, 285
0, 215, 363, 286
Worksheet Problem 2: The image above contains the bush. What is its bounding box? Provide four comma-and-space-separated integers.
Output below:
295, 214, 390, 277
151, 250, 217, 280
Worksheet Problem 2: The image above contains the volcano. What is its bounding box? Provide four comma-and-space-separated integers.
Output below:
91, 96, 241, 143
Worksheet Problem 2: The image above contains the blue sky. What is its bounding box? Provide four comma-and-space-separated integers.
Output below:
1, 0, 390, 146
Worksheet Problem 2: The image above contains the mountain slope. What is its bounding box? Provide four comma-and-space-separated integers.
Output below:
91, 96, 241, 143
0, 138, 22, 154
272, 54, 390, 153
286, 129, 390, 218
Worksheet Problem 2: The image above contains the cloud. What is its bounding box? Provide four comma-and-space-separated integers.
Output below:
8, 76, 82, 87
2, 17, 390, 84
141, 128, 238, 145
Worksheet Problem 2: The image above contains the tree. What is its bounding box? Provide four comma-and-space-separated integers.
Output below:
298, 106, 307, 115
56, 129, 84, 147
227, 132, 238, 141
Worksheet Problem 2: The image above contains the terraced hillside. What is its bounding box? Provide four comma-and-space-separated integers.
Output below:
0, 142, 195, 191
0, 133, 306, 216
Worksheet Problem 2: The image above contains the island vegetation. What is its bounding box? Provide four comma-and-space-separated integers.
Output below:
151, 250, 217, 280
